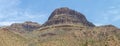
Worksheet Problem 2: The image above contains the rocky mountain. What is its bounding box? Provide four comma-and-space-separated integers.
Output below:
42, 7, 95, 27
0, 7, 120, 46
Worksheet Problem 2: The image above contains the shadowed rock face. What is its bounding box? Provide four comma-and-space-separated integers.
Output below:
42, 7, 95, 27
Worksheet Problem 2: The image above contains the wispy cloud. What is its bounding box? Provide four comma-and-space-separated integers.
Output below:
0, 0, 48, 26
0, 0, 22, 26
0, 0, 20, 9
0, 0, 20, 18
94, 5, 120, 27
94, 23, 104, 26
0, 21, 21, 26
104, 5, 120, 22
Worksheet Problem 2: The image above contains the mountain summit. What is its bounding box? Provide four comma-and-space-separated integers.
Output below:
42, 7, 95, 27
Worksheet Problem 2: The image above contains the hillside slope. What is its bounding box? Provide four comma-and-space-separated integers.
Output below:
33, 24, 120, 46
0, 28, 28, 46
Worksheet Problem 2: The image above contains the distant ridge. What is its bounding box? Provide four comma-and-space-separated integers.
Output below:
5, 21, 41, 33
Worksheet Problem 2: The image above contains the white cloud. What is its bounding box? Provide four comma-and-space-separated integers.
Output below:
101, 5, 120, 22
0, 0, 20, 18
0, 0, 48, 26
112, 15, 120, 21
0, 0, 20, 10
21, 10, 46, 19
94, 23, 104, 26
0, 21, 21, 26
93, 4, 120, 27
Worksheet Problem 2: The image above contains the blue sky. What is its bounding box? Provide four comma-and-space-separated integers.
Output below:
0, 0, 120, 28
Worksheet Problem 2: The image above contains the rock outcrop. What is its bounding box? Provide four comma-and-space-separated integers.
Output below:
8, 21, 41, 33
42, 7, 95, 27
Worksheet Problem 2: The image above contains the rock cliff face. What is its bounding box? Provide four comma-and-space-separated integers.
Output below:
42, 7, 95, 27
